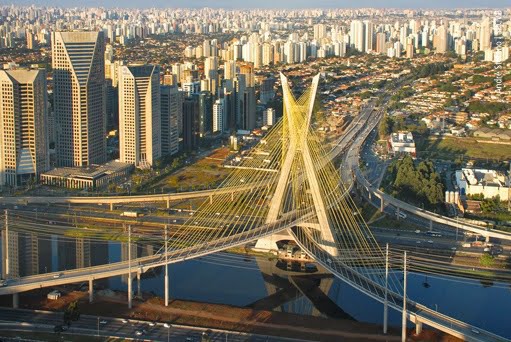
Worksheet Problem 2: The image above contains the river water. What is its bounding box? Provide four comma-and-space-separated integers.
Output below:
1, 235, 510, 338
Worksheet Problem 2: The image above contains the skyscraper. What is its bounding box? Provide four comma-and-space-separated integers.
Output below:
118, 64, 161, 168
0, 69, 49, 187
182, 97, 199, 152
213, 98, 224, 133
52, 31, 106, 167
479, 17, 491, 51
433, 24, 448, 53
364, 21, 374, 52
350, 20, 365, 52
160, 85, 181, 156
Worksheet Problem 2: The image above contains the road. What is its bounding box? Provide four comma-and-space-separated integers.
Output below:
0, 308, 310, 342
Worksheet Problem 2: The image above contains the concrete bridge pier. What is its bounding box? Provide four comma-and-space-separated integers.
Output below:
485, 235, 490, 243
128, 274, 133, 309
396, 207, 400, 220
429, 220, 433, 231
209, 195, 213, 205
166, 199, 171, 209
110, 203, 114, 211
231, 192, 234, 201
12, 293, 18, 308
136, 272, 141, 298
415, 321, 423, 335
89, 279, 93, 303
380, 197, 384, 212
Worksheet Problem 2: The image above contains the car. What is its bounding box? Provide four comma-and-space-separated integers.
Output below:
173, 219, 177, 223
121, 319, 128, 324
53, 273, 63, 279
415, 230, 421, 234
135, 330, 143, 336
451, 247, 457, 251
163, 323, 171, 328
0, 279, 7, 287
427, 240, 434, 244
416, 241, 421, 244
99, 320, 107, 325
148, 322, 156, 327
471, 328, 480, 334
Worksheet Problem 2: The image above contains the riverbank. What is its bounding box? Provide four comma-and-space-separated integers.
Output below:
0, 288, 465, 342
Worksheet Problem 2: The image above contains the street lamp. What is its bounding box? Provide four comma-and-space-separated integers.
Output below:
165, 323, 172, 342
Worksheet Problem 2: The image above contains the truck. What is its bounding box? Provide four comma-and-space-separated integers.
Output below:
120, 211, 142, 218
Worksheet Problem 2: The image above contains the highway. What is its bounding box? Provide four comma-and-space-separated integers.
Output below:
0, 308, 308, 342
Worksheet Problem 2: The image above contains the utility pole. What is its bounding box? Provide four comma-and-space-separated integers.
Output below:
401, 251, 407, 342
164, 224, 169, 307
383, 243, 389, 334
128, 225, 132, 309
4, 209, 9, 278
508, 161, 510, 211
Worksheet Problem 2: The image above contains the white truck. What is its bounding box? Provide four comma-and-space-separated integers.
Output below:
120, 211, 142, 218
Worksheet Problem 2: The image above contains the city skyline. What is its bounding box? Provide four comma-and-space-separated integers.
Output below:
8, 0, 511, 9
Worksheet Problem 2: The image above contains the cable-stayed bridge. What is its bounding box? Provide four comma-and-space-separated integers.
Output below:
0, 74, 508, 342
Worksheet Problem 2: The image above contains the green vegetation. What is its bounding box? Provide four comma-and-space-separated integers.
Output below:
466, 195, 511, 225
437, 82, 459, 93
63, 301, 81, 327
378, 115, 393, 139
385, 156, 444, 210
480, 253, 495, 268
419, 136, 511, 161
412, 62, 452, 78
472, 75, 494, 84
467, 101, 510, 115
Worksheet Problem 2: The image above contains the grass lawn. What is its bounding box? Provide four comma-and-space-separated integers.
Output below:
151, 148, 233, 191
419, 136, 511, 161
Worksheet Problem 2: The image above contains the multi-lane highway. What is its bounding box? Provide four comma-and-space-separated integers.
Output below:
0, 308, 308, 342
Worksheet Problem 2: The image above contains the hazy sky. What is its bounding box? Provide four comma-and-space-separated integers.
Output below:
11, 0, 511, 8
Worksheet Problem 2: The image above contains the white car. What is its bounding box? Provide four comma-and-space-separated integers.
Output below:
148, 322, 156, 327
53, 273, 63, 279
135, 330, 143, 336
163, 323, 171, 328
99, 320, 107, 325
121, 319, 128, 324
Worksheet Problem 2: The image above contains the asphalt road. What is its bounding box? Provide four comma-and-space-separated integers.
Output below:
0, 308, 311, 342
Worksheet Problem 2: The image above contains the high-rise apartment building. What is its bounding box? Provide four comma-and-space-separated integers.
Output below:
0, 69, 49, 187
213, 98, 224, 133
350, 20, 365, 52
433, 24, 448, 53
160, 85, 181, 156
182, 97, 199, 152
364, 21, 374, 52
479, 17, 491, 51
52, 31, 106, 167
119, 64, 161, 168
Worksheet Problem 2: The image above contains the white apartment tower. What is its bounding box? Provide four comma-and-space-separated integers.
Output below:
119, 64, 161, 168
0, 69, 49, 187
213, 99, 224, 133
52, 31, 106, 167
